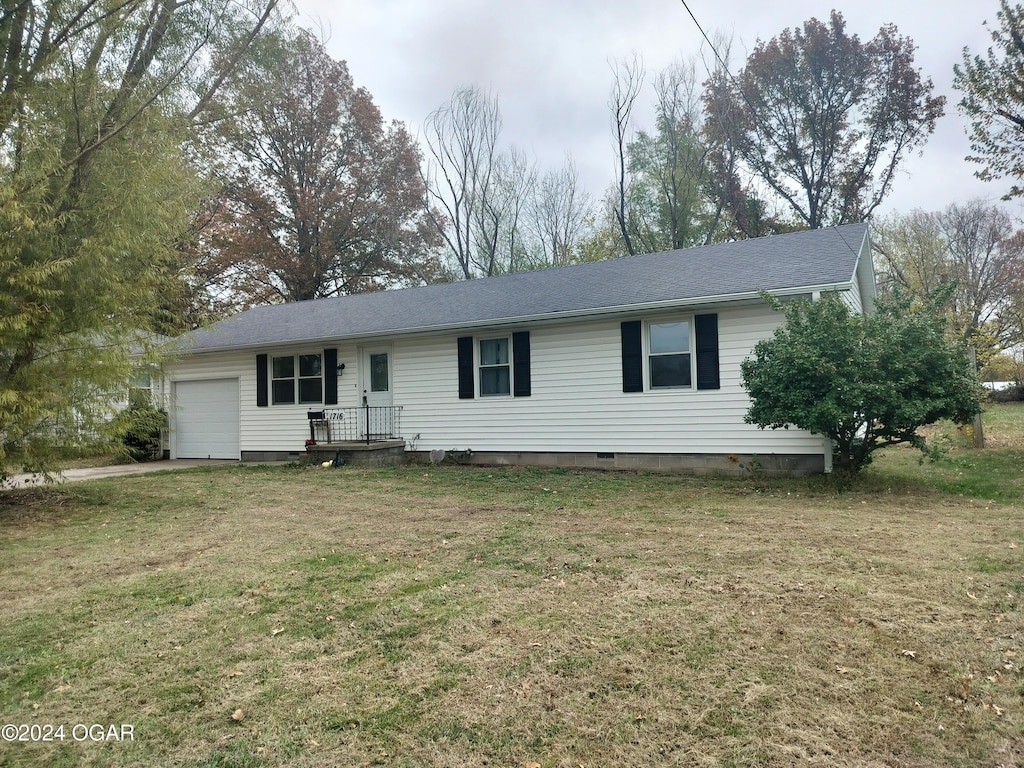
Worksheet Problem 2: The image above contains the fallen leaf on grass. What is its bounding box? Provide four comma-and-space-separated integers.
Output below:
900, 649, 917, 659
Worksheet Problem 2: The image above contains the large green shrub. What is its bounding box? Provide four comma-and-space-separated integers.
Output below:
109, 396, 166, 462
741, 291, 983, 473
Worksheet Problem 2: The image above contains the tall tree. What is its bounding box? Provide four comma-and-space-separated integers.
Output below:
873, 201, 1024, 360
422, 86, 531, 278
699, 40, 784, 240
872, 210, 950, 308
0, 0, 281, 480
485, 146, 536, 274
608, 55, 645, 256
954, 1, 1024, 198
610, 40, 782, 251
527, 155, 593, 268
195, 31, 441, 306
624, 59, 712, 252
704, 11, 944, 228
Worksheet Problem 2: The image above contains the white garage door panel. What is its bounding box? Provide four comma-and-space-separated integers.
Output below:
175, 379, 239, 459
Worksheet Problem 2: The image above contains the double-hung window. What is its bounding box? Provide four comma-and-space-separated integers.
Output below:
272, 353, 323, 405
648, 320, 692, 388
130, 373, 153, 403
621, 315, 718, 394
479, 337, 511, 396
457, 333, 530, 399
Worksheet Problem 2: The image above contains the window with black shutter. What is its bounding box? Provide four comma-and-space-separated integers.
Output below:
458, 332, 532, 398
620, 314, 719, 393
257, 352, 325, 405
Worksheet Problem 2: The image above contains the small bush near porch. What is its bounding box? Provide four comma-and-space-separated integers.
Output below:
1, 405, 1022, 767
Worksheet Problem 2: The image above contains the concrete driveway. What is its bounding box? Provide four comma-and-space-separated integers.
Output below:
3, 459, 242, 490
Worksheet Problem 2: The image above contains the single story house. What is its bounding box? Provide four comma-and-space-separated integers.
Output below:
167, 223, 874, 475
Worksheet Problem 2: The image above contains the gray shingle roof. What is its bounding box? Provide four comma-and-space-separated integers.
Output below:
180, 223, 868, 352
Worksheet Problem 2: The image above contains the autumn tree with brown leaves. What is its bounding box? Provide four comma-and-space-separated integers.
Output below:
195, 31, 441, 307
704, 11, 944, 229
873, 200, 1024, 360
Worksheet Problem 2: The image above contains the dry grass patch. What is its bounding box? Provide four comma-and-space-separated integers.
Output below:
1, 456, 1022, 767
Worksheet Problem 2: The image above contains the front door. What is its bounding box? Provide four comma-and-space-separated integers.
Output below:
361, 347, 393, 438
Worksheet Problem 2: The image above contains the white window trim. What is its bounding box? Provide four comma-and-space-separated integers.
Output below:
271, 352, 324, 406
646, 317, 695, 391
477, 335, 513, 398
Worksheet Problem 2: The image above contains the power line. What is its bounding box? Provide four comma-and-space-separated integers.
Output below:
677, 0, 773, 129
678, 0, 732, 76
677, 0, 855, 230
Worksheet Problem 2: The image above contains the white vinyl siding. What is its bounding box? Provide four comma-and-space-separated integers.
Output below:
394, 304, 823, 455
169, 305, 825, 459
170, 345, 361, 457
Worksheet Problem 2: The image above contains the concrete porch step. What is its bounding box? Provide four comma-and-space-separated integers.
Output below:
305, 439, 406, 467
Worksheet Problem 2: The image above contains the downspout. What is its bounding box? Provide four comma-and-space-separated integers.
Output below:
810, 291, 834, 473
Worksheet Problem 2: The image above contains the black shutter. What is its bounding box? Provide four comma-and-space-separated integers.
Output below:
323, 348, 338, 405
695, 313, 720, 390
457, 336, 475, 399
512, 331, 531, 397
256, 354, 269, 407
621, 321, 643, 393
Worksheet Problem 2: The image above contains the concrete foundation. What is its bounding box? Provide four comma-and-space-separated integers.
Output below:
407, 450, 825, 476
242, 445, 824, 476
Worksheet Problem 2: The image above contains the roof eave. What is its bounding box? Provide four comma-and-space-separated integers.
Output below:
176, 280, 854, 356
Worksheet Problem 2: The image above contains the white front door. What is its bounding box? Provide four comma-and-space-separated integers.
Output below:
360, 347, 394, 439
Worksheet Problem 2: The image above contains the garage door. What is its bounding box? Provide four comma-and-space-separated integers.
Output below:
174, 379, 240, 459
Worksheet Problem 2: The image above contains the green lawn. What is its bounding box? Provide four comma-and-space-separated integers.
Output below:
0, 404, 1022, 767
864, 401, 1024, 502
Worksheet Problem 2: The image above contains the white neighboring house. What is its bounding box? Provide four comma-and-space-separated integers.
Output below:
111, 342, 171, 458
54, 335, 170, 454
166, 223, 875, 475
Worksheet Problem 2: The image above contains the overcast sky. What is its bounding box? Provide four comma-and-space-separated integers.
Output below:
291, 0, 1016, 219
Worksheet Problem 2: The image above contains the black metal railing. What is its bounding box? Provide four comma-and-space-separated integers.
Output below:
307, 406, 403, 444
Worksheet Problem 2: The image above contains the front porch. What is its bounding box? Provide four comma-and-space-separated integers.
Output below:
305, 406, 406, 466
305, 439, 407, 467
